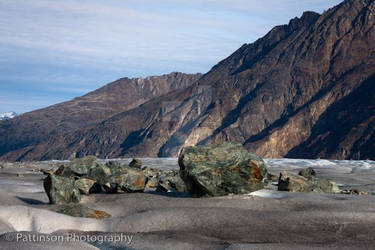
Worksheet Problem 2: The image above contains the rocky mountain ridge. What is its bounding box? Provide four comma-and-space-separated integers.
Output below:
0, 0, 374, 161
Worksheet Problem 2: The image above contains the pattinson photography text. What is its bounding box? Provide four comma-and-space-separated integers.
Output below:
4, 232, 133, 245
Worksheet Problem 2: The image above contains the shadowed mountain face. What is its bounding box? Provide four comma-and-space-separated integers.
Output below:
1, 0, 374, 161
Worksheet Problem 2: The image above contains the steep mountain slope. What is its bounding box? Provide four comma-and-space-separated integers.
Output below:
1, 0, 374, 161
0, 72, 201, 160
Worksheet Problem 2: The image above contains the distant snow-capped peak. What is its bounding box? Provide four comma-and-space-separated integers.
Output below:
0, 111, 17, 120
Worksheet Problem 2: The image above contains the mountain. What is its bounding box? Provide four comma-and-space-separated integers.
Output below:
0, 112, 17, 120
0, 72, 201, 160
0, 0, 374, 161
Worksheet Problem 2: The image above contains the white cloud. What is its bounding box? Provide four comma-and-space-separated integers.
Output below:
0, 0, 343, 113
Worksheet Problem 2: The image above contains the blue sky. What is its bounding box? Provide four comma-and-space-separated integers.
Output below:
0, 0, 343, 114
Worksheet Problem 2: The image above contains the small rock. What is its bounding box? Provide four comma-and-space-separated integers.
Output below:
17, 173, 24, 177
266, 173, 279, 182
40, 169, 55, 175
278, 171, 340, 194
145, 177, 159, 191
74, 178, 101, 195
298, 167, 316, 179
340, 189, 368, 195
129, 158, 143, 169
53, 204, 111, 219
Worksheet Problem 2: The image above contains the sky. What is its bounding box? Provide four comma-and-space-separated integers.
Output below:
0, 0, 343, 114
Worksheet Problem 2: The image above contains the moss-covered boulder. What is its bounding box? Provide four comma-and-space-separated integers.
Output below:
55, 156, 98, 177
74, 178, 102, 195
117, 168, 147, 192
178, 143, 268, 197
298, 167, 316, 179
44, 174, 81, 204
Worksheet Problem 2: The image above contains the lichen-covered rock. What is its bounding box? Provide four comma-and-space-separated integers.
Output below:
55, 156, 98, 177
156, 170, 187, 192
53, 204, 111, 219
278, 171, 340, 194
74, 178, 101, 195
179, 143, 268, 197
129, 158, 142, 169
145, 177, 159, 191
87, 163, 112, 184
117, 169, 147, 192
44, 174, 81, 204
298, 167, 316, 179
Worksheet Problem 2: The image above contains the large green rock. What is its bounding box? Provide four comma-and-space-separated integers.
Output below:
55, 156, 98, 177
117, 168, 147, 192
278, 170, 340, 194
44, 174, 81, 204
178, 143, 268, 197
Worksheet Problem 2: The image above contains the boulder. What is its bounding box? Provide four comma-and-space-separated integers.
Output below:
44, 174, 81, 204
53, 204, 111, 219
298, 167, 316, 179
74, 178, 102, 195
55, 156, 98, 177
178, 143, 267, 197
87, 163, 112, 184
156, 170, 187, 192
129, 158, 143, 169
278, 171, 340, 194
117, 168, 147, 192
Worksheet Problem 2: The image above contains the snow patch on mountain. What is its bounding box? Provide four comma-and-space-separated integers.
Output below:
0, 112, 17, 120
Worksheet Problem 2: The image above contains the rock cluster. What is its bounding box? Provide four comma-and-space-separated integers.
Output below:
179, 143, 268, 197
43, 157, 186, 204
43, 144, 368, 205
277, 167, 340, 194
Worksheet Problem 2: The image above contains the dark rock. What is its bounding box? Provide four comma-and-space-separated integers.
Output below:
53, 204, 111, 219
129, 158, 142, 169
266, 173, 279, 182
340, 189, 368, 195
87, 163, 112, 185
156, 170, 187, 193
278, 171, 339, 194
74, 178, 101, 195
179, 143, 267, 197
55, 156, 98, 177
298, 167, 316, 179
44, 174, 81, 204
